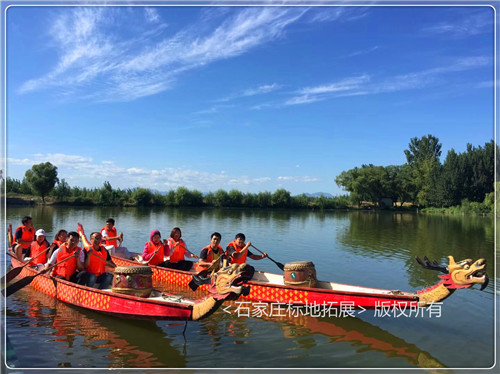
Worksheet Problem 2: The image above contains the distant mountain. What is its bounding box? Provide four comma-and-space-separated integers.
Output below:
302, 192, 334, 198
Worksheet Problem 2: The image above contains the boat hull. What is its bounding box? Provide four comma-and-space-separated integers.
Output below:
112, 256, 419, 309
9, 256, 196, 320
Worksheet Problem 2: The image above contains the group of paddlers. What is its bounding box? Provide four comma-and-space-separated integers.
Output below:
9, 215, 268, 290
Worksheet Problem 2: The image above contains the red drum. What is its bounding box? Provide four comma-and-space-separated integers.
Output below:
283, 261, 317, 288
112, 266, 153, 298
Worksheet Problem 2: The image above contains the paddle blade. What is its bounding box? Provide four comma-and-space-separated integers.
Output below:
276, 261, 285, 271
0, 267, 23, 284
188, 278, 199, 291
2, 275, 35, 297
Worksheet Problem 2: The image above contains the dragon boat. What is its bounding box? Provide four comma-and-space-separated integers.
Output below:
110, 254, 488, 309
5, 253, 252, 321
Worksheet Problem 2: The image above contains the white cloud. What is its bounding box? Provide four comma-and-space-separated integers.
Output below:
144, 8, 161, 24
277, 176, 319, 182
422, 12, 493, 37
283, 56, 491, 106
7, 153, 274, 191
18, 7, 308, 102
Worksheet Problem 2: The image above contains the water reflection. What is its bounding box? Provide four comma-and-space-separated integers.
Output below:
336, 211, 495, 291
195, 303, 447, 369
6, 288, 186, 368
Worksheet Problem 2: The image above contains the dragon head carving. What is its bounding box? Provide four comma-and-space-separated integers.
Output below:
207, 263, 253, 300
442, 256, 488, 290
416, 255, 489, 293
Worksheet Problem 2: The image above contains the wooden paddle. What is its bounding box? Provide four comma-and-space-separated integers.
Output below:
1, 245, 51, 284
2, 252, 78, 297
250, 244, 285, 271
188, 256, 222, 291
146, 243, 164, 265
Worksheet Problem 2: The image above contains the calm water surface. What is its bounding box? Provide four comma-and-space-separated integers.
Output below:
1, 206, 496, 372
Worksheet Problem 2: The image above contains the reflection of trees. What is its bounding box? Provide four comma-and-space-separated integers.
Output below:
198, 303, 446, 369
7, 288, 185, 368
337, 212, 494, 289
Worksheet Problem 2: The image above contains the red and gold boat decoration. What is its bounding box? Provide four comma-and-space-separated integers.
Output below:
6, 254, 252, 321
111, 254, 488, 309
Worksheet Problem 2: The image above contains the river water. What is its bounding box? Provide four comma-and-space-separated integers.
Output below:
1, 206, 496, 372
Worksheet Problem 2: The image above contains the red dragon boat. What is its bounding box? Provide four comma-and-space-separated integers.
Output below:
5, 253, 251, 321
111, 254, 488, 309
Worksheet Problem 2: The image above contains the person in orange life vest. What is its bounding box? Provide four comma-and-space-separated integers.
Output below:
141, 230, 169, 266
76, 224, 116, 289
48, 229, 68, 258
195, 232, 224, 272
100, 218, 132, 259
13, 216, 35, 260
44, 231, 83, 283
164, 227, 199, 271
23, 229, 51, 269
225, 233, 268, 265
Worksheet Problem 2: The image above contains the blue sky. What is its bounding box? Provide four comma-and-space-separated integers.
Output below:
3, 3, 496, 195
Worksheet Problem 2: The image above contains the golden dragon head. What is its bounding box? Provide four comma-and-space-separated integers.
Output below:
445, 256, 488, 289
416, 255, 489, 290
207, 263, 253, 300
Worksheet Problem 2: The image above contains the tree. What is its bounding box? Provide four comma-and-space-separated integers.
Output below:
53, 178, 71, 200
132, 188, 153, 206
404, 135, 442, 207
271, 189, 291, 208
404, 134, 442, 165
214, 189, 229, 207
24, 162, 58, 203
228, 189, 244, 207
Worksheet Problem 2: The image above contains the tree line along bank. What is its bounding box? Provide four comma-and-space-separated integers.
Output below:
5, 135, 497, 214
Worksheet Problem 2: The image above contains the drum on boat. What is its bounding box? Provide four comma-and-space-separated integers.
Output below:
283, 261, 317, 288
112, 266, 153, 298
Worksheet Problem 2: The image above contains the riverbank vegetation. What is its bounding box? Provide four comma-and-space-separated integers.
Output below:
335, 135, 496, 214
5, 135, 496, 214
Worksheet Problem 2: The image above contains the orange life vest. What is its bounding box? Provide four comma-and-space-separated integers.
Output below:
227, 240, 247, 264
195, 244, 223, 272
167, 238, 187, 263
28, 239, 50, 266
52, 244, 79, 280
146, 241, 165, 266
101, 226, 118, 247
85, 245, 107, 277
13, 225, 35, 249
52, 239, 64, 249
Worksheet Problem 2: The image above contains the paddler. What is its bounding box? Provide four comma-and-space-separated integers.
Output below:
13, 216, 35, 260
195, 232, 224, 272
76, 223, 116, 289
225, 233, 268, 265
44, 231, 83, 282
164, 227, 198, 271
100, 218, 132, 258
142, 230, 169, 266
23, 229, 50, 268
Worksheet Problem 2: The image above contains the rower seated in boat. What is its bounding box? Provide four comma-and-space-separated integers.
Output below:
142, 230, 169, 266
226, 233, 267, 265
23, 229, 50, 270
163, 227, 198, 271
101, 218, 132, 259
195, 232, 224, 273
44, 231, 82, 283
77, 224, 117, 289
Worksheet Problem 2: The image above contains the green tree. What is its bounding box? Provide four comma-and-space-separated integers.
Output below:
404, 135, 442, 207
132, 188, 153, 206
271, 189, 291, 208
228, 189, 244, 207
24, 162, 59, 203
53, 178, 72, 200
255, 191, 272, 208
214, 189, 229, 207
